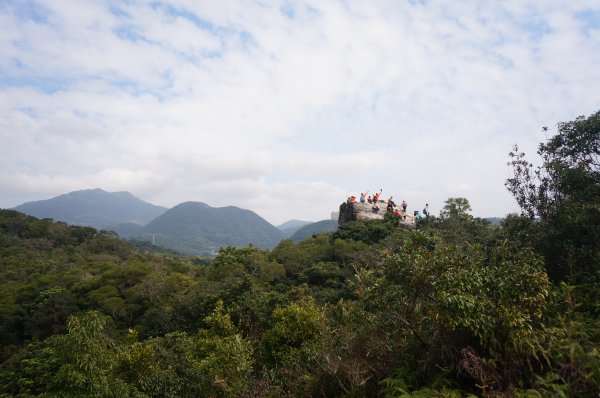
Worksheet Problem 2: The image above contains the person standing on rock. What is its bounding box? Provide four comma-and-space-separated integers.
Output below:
373, 189, 383, 203
360, 191, 369, 203
401, 200, 407, 212
423, 203, 430, 218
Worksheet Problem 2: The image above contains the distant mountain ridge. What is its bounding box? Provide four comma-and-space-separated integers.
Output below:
276, 219, 313, 237
136, 201, 285, 255
289, 220, 338, 242
11, 189, 323, 255
12, 188, 167, 232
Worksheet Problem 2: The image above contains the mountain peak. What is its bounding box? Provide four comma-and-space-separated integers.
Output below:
138, 201, 283, 255
12, 189, 167, 229
174, 201, 211, 209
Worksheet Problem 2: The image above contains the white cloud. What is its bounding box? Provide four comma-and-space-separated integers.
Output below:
1, 0, 599, 224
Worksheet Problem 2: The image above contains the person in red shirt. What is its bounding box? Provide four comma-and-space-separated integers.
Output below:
373, 189, 382, 202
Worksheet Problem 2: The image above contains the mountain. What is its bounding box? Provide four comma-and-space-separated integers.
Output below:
289, 220, 339, 242
276, 219, 313, 237
12, 188, 167, 232
109, 222, 144, 238
136, 201, 284, 255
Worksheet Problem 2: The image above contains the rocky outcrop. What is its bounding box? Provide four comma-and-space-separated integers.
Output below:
338, 201, 415, 229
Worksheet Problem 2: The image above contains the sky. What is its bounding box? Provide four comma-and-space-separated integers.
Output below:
1, 0, 599, 225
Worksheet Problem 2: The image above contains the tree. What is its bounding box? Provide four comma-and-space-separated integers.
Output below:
506, 110, 600, 282
506, 110, 600, 221
352, 232, 552, 394
51, 311, 128, 397
262, 299, 324, 368
439, 197, 472, 219
332, 220, 395, 245
420, 197, 496, 247
195, 300, 254, 396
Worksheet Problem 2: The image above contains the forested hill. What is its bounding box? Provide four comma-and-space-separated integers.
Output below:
1, 111, 599, 397
289, 219, 338, 242
12, 188, 167, 231
135, 201, 285, 255
276, 219, 312, 237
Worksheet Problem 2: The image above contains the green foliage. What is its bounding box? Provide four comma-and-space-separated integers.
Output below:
50, 311, 128, 397
300, 262, 345, 288
381, 368, 470, 398
289, 220, 338, 242
350, 232, 552, 393
119, 332, 203, 398
506, 110, 600, 283
24, 286, 79, 340
507, 110, 600, 221
0, 339, 58, 396
418, 201, 496, 247
137, 202, 284, 255
213, 246, 284, 283
263, 299, 324, 369
318, 298, 395, 396
195, 300, 254, 396
2, 115, 600, 398
333, 219, 395, 245
534, 284, 600, 396
439, 197, 472, 219
270, 235, 333, 278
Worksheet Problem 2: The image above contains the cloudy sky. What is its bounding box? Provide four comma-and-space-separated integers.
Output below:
1, 0, 599, 224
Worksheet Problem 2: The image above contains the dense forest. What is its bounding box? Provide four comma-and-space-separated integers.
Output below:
0, 111, 598, 397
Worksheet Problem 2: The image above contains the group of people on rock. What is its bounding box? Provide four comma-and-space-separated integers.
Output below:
347, 189, 430, 221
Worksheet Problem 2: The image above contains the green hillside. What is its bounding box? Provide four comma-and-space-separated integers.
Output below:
136, 201, 284, 255
276, 219, 312, 237
289, 219, 338, 242
0, 111, 599, 397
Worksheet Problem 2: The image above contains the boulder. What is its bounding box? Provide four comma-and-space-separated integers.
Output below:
338, 201, 416, 229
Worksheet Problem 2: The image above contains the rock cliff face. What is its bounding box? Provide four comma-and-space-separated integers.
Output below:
338, 201, 415, 229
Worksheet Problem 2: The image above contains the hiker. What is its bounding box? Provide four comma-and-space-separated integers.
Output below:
402, 200, 407, 212
372, 203, 380, 213
388, 196, 396, 207
367, 195, 373, 204
394, 208, 400, 218
360, 191, 369, 203
423, 203, 430, 218
350, 196, 356, 204
387, 199, 395, 212
373, 189, 383, 203
415, 211, 424, 220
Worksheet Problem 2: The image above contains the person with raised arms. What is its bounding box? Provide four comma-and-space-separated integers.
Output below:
360, 191, 369, 203
373, 189, 383, 203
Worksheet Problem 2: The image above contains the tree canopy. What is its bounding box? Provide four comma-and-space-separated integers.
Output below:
1, 111, 599, 397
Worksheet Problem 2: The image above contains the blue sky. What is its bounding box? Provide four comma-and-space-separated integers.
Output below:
1, 0, 599, 224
